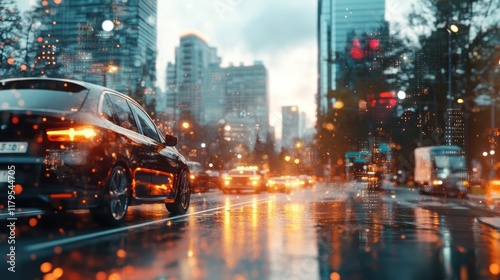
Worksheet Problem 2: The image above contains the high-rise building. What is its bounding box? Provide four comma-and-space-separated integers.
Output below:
445, 108, 465, 149
36, 0, 157, 95
167, 34, 268, 149
166, 33, 221, 129
201, 63, 227, 125
202, 61, 269, 149
282, 106, 300, 149
223, 62, 269, 141
317, 0, 385, 117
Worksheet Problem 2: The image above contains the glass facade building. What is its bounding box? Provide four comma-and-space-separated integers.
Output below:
282, 106, 300, 149
223, 62, 269, 141
317, 0, 385, 118
36, 0, 157, 95
202, 62, 269, 148
166, 33, 221, 127
167, 34, 269, 148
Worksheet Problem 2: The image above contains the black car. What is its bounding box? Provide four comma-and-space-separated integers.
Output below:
0, 78, 191, 226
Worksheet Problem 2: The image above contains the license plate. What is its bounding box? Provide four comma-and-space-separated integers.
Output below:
0, 142, 28, 153
0, 171, 8, 182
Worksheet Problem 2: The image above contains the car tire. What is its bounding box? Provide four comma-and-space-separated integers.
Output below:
90, 166, 130, 226
166, 170, 191, 214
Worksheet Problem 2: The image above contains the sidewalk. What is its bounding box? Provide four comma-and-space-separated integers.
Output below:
383, 183, 500, 230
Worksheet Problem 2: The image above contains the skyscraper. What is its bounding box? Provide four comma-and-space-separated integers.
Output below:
223, 62, 269, 141
282, 106, 300, 149
202, 61, 270, 149
167, 34, 269, 149
445, 108, 466, 149
201, 63, 227, 125
166, 33, 221, 129
317, 0, 385, 117
35, 0, 157, 95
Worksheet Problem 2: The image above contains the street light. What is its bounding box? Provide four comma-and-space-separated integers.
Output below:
488, 59, 500, 179
102, 20, 114, 32
103, 64, 119, 87
447, 24, 459, 109
445, 23, 459, 145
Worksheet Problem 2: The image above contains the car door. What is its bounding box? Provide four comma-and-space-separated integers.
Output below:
128, 102, 178, 197
103, 93, 152, 197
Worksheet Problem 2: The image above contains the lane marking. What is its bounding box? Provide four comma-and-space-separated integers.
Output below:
0, 209, 44, 218
25, 197, 271, 252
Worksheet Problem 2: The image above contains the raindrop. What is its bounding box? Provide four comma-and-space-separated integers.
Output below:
490, 263, 500, 275
53, 246, 62, 254
29, 218, 38, 227
95, 271, 107, 280
40, 262, 52, 273
116, 249, 127, 259
52, 268, 63, 278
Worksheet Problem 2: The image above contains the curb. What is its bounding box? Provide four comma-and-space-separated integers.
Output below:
476, 217, 500, 230
467, 194, 486, 203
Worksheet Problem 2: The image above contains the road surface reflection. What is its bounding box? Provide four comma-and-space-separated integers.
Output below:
2, 184, 500, 280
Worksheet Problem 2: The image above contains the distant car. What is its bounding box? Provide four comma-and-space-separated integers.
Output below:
0, 78, 191, 226
187, 161, 210, 193
266, 176, 302, 193
298, 174, 316, 188
206, 169, 222, 189
486, 179, 500, 208
221, 166, 266, 194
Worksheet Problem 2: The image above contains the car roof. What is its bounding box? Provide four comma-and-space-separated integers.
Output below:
0, 77, 141, 113
0, 77, 102, 92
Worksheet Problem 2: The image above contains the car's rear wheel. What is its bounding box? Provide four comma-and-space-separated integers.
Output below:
166, 170, 190, 214
90, 166, 130, 226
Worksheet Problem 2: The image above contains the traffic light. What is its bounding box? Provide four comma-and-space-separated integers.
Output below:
350, 38, 364, 60
349, 36, 380, 60
366, 91, 397, 121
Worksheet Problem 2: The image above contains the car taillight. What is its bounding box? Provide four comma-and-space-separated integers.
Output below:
46, 127, 97, 142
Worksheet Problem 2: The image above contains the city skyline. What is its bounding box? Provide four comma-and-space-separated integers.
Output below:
157, 0, 414, 140
156, 1, 318, 140
20, 0, 415, 139
165, 33, 271, 149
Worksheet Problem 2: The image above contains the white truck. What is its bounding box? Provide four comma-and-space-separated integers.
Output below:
414, 145, 469, 197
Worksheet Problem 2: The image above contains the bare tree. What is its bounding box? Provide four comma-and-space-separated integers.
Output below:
0, 0, 23, 78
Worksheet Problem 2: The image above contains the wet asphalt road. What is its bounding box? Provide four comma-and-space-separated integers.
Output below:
1, 181, 500, 280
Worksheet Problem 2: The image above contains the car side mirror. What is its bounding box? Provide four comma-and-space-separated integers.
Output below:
164, 134, 178, 146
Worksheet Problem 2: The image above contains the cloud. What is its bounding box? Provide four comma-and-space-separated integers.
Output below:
240, 3, 316, 55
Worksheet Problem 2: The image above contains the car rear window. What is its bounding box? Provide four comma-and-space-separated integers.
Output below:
228, 170, 254, 176
188, 162, 204, 172
0, 79, 89, 112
